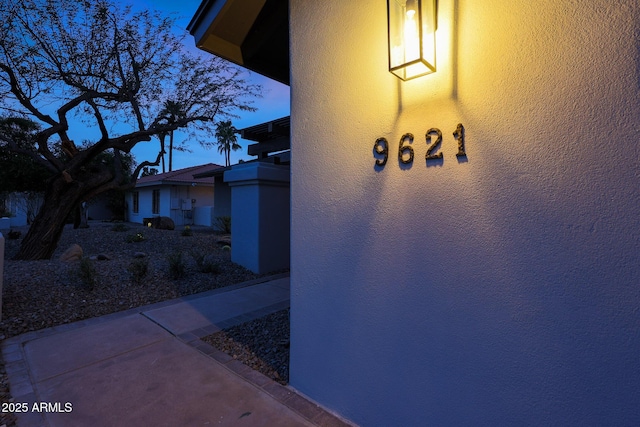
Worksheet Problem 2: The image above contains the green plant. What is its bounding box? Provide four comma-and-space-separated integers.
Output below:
190, 250, 221, 274
111, 223, 130, 232
167, 251, 186, 279
214, 216, 231, 234
127, 258, 149, 286
77, 257, 97, 291
181, 225, 193, 236
126, 232, 145, 243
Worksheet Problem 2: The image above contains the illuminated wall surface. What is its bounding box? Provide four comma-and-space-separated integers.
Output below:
289, 1, 640, 425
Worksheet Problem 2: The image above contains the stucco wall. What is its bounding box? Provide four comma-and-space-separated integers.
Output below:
213, 176, 231, 221
225, 162, 290, 273
127, 186, 170, 224
289, 1, 640, 426
127, 186, 214, 226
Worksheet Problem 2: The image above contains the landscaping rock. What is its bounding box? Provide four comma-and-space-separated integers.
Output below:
59, 244, 83, 262
158, 216, 175, 230
203, 309, 290, 385
1, 224, 279, 419
144, 216, 175, 230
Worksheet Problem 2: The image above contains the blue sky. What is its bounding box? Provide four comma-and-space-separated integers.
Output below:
117, 0, 290, 171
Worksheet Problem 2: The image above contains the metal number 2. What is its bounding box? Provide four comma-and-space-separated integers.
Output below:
425, 128, 443, 160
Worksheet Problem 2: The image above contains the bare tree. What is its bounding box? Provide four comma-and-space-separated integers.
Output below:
0, 0, 261, 259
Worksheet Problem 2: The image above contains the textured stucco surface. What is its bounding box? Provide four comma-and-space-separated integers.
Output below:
225, 162, 290, 273
289, 1, 640, 425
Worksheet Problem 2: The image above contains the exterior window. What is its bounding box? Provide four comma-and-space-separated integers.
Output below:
152, 189, 160, 214
132, 192, 139, 214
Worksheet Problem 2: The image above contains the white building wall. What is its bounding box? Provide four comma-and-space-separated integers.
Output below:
128, 187, 160, 225
168, 185, 214, 226
289, 1, 640, 426
128, 185, 214, 226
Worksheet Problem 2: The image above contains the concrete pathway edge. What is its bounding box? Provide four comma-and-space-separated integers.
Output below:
2, 273, 356, 427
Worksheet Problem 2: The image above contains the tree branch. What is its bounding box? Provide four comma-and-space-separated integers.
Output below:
87, 98, 109, 141
132, 150, 164, 182
0, 63, 58, 127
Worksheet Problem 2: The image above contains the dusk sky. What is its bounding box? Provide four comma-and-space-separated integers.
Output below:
95, 0, 290, 171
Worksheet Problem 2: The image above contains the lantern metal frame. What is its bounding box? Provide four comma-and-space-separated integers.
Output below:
387, 0, 437, 81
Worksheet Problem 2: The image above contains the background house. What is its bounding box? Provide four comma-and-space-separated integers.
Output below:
1, 192, 115, 227
0, 192, 42, 228
127, 164, 222, 227
190, 1, 640, 426
194, 117, 291, 273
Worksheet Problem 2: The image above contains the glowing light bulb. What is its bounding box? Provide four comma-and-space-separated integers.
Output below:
404, 2, 419, 62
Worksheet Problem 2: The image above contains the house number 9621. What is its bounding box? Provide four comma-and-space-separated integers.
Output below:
373, 123, 466, 167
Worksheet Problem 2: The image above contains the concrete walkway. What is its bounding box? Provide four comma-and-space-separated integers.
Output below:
2, 275, 351, 427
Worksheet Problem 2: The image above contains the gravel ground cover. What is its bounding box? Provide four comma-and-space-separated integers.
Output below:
202, 309, 290, 385
0, 222, 290, 427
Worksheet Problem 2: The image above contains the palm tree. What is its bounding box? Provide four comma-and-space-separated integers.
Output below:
157, 131, 167, 173
159, 100, 186, 171
215, 120, 241, 166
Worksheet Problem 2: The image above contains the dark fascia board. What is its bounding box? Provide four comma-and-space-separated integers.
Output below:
188, 0, 289, 85
247, 136, 290, 157
240, 116, 290, 142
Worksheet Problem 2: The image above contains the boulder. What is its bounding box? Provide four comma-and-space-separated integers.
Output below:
59, 244, 83, 262
144, 216, 175, 230
156, 216, 175, 230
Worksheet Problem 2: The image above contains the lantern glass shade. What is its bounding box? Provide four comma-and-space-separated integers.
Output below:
388, 0, 436, 80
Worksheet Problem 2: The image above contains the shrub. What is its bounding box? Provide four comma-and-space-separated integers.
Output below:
167, 251, 186, 279
190, 250, 220, 274
111, 223, 130, 232
181, 225, 193, 236
77, 257, 97, 291
126, 232, 145, 243
190, 249, 205, 267
127, 258, 149, 286
214, 216, 231, 234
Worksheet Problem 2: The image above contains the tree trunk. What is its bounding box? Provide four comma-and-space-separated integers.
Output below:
168, 131, 174, 172
159, 133, 166, 173
79, 202, 89, 228
14, 170, 110, 260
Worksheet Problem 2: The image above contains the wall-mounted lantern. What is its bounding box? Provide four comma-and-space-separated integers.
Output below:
388, 0, 437, 80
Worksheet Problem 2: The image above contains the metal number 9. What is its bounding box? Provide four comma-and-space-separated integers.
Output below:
374, 137, 389, 166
